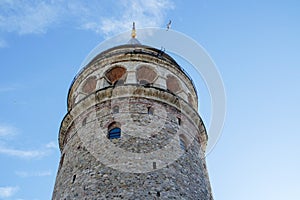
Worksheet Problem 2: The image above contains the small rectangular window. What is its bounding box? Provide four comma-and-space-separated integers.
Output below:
153, 162, 157, 169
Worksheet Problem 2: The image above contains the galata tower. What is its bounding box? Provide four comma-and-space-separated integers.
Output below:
52, 24, 213, 200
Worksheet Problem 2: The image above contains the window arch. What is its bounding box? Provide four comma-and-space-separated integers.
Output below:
105, 66, 127, 85
82, 76, 97, 94
166, 75, 181, 93
107, 122, 121, 139
136, 65, 157, 85
147, 106, 154, 115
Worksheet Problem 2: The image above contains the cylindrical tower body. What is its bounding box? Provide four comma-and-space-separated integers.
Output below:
52, 44, 213, 199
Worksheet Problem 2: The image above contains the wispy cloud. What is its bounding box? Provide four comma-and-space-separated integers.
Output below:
0, 145, 47, 159
0, 126, 57, 159
45, 141, 58, 149
0, 125, 39, 159
15, 170, 51, 178
0, 186, 18, 198
0, 124, 18, 138
0, 140, 58, 159
0, 0, 175, 46
0, 1, 61, 35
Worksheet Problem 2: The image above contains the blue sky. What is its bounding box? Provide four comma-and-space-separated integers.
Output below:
0, 0, 299, 199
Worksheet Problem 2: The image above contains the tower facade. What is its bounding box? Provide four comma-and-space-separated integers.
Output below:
52, 38, 213, 199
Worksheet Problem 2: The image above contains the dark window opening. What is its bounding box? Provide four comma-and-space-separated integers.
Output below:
147, 107, 154, 115
108, 127, 121, 139
156, 191, 160, 197
177, 117, 181, 125
72, 174, 76, 183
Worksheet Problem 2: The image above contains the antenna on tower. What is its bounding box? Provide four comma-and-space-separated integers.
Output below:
131, 22, 136, 38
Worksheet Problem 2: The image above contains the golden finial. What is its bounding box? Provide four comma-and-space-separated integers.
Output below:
131, 22, 136, 38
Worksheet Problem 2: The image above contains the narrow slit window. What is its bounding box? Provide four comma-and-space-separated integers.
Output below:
177, 117, 181, 125
153, 162, 157, 169
156, 191, 160, 197
72, 174, 76, 183
147, 107, 154, 115
179, 138, 186, 150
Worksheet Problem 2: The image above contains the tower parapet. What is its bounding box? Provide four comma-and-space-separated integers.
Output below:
67, 44, 198, 112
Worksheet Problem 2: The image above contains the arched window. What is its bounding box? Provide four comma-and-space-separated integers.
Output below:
166, 75, 181, 93
113, 105, 119, 114
105, 66, 127, 85
147, 106, 154, 115
107, 122, 121, 139
108, 127, 121, 139
82, 76, 97, 94
179, 137, 186, 150
136, 65, 157, 85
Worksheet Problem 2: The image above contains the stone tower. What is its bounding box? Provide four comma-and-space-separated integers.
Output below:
52, 28, 213, 199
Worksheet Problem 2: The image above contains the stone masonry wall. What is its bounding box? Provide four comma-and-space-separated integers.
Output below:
53, 94, 212, 199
